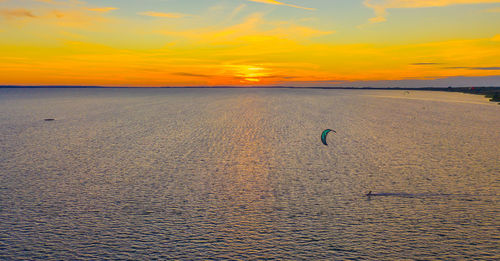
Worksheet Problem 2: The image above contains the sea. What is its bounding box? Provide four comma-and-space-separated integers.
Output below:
0, 88, 499, 260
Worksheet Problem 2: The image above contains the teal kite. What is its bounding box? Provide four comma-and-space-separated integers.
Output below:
321, 129, 336, 146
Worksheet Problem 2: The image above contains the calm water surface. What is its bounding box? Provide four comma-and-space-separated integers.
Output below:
0, 88, 499, 260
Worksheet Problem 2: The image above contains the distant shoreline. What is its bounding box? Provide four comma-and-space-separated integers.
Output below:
1, 86, 499, 103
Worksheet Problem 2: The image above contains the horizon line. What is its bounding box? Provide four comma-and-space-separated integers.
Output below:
1, 85, 500, 89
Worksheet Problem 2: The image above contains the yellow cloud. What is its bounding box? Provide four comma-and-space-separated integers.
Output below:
48, 11, 112, 28
0, 7, 113, 29
1, 36, 497, 86
364, 0, 500, 23
0, 1, 115, 27
247, 0, 315, 10
86, 7, 118, 13
229, 4, 247, 20
138, 11, 189, 18
0, 8, 36, 18
1, 1, 497, 86
159, 13, 332, 43
269, 25, 334, 38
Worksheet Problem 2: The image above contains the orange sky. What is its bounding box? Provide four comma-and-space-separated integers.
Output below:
0, 0, 499, 86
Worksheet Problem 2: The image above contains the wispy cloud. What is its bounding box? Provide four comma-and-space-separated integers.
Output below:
0, 8, 36, 18
138, 11, 189, 18
0, 1, 114, 25
86, 7, 118, 13
3, 8, 114, 29
445, 66, 500, 70
411, 63, 443, 65
1, 1, 497, 87
159, 13, 333, 42
173, 72, 212, 78
247, 0, 315, 10
229, 4, 247, 20
363, 0, 500, 24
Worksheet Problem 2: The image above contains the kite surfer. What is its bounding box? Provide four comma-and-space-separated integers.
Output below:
321, 129, 336, 146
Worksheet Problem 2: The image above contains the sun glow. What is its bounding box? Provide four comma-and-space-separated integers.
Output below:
227, 65, 271, 83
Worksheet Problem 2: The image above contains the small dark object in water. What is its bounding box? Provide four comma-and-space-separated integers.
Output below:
365, 191, 453, 197
44, 119, 55, 121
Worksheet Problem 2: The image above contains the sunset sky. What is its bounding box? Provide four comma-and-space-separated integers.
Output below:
1, 0, 499, 87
